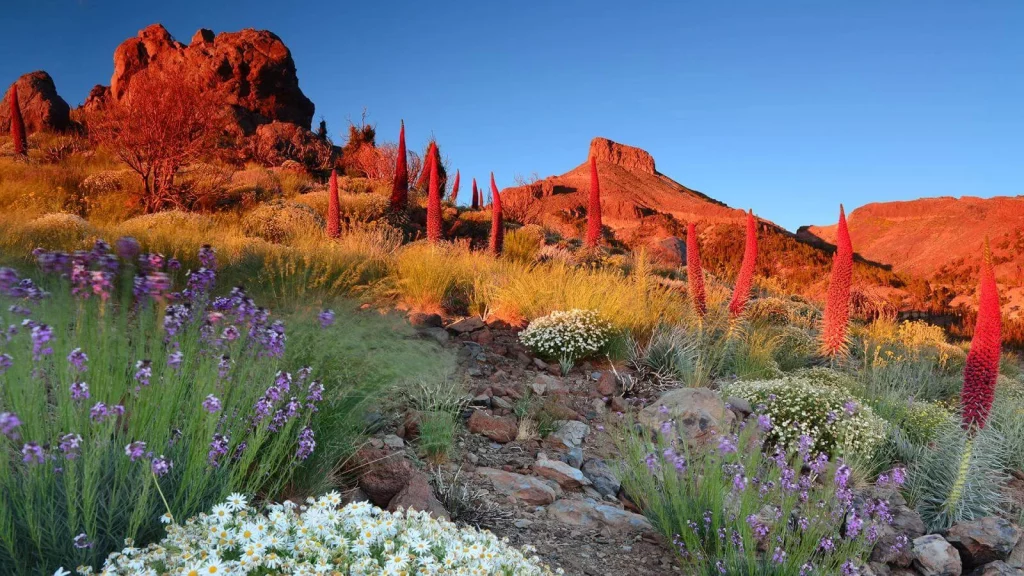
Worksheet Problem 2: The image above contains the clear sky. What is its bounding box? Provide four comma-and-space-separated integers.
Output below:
3, 1, 1022, 231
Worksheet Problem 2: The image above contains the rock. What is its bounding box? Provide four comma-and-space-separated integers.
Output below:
1009, 534, 1024, 569
1, 71, 71, 133
609, 396, 628, 413
647, 236, 687, 267
560, 447, 584, 469
492, 396, 514, 411
912, 534, 962, 576
382, 434, 405, 450
477, 467, 559, 505
88, 24, 314, 134
387, 473, 448, 520
418, 327, 449, 345
533, 358, 549, 370
447, 316, 485, 334
473, 328, 494, 346
399, 410, 422, 440
639, 388, 734, 446
408, 311, 443, 328
725, 396, 753, 416
966, 561, 1024, 576
534, 454, 592, 489
342, 487, 370, 505
870, 504, 925, 567
353, 448, 413, 507
947, 517, 1023, 569
531, 374, 565, 396
596, 371, 617, 397
513, 519, 533, 529
581, 459, 621, 499
865, 562, 892, 576
467, 410, 517, 443
546, 498, 654, 534
551, 420, 590, 448
589, 137, 656, 175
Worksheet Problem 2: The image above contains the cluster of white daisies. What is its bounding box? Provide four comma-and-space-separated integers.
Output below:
68, 492, 560, 575
518, 309, 612, 364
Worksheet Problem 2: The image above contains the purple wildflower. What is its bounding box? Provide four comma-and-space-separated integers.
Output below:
221, 325, 240, 341
843, 400, 857, 415
0, 412, 21, 438
115, 237, 140, 261
125, 441, 147, 462
89, 402, 109, 423
0, 353, 12, 374
198, 244, 216, 269
733, 474, 747, 492
30, 324, 54, 360
151, 455, 172, 477
218, 355, 231, 379
208, 434, 229, 467
296, 426, 315, 460
21, 442, 44, 464
72, 533, 93, 549
202, 394, 222, 414
318, 309, 335, 328
67, 348, 88, 372
717, 434, 738, 454
70, 381, 90, 402
819, 536, 836, 552
59, 434, 82, 460
167, 350, 183, 371
757, 413, 772, 431
771, 547, 787, 564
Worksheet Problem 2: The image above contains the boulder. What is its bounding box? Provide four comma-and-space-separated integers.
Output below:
387, 473, 449, 520
1, 71, 71, 133
947, 517, 1022, 569
581, 458, 621, 499
647, 236, 686, 267
869, 504, 925, 567
447, 316, 485, 334
595, 371, 617, 397
353, 448, 413, 507
639, 388, 734, 445
86, 24, 314, 134
467, 410, 517, 443
550, 420, 590, 449
546, 498, 654, 534
534, 454, 592, 490
913, 534, 962, 576
477, 467, 559, 505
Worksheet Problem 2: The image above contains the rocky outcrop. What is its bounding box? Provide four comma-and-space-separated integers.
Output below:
947, 517, 1023, 570
588, 137, 656, 175
86, 24, 314, 134
1, 71, 71, 133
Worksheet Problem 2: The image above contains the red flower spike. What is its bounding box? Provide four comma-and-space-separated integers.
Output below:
416, 141, 437, 190
727, 210, 759, 317
10, 84, 26, 156
489, 173, 504, 256
326, 168, 341, 238
450, 170, 460, 204
426, 148, 442, 243
471, 178, 479, 210
390, 120, 408, 212
585, 155, 603, 248
687, 222, 707, 317
820, 205, 854, 356
961, 241, 1002, 430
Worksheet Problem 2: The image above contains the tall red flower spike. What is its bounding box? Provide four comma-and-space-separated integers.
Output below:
585, 155, 602, 248
471, 178, 479, 210
426, 149, 442, 243
489, 172, 504, 255
687, 222, 707, 317
416, 141, 437, 190
326, 168, 341, 238
820, 205, 854, 356
10, 84, 26, 157
727, 210, 759, 317
962, 241, 1002, 430
450, 169, 460, 204
390, 120, 408, 212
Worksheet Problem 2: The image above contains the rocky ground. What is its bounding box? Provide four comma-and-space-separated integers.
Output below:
342, 311, 1024, 576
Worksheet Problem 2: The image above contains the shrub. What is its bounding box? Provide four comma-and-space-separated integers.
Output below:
20, 212, 93, 250
81, 169, 137, 196
295, 189, 390, 224
727, 374, 886, 458
241, 200, 325, 244
0, 245, 326, 574
616, 415, 900, 575
84, 494, 559, 575
503, 225, 544, 264
519, 309, 612, 365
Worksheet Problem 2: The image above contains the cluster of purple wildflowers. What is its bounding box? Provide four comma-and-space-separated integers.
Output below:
0, 266, 48, 300
208, 433, 230, 466
207, 286, 286, 358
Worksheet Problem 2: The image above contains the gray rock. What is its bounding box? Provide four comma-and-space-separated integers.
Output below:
913, 534, 962, 576
534, 454, 592, 489
966, 561, 1024, 576
382, 434, 405, 449
477, 467, 560, 505
947, 517, 1023, 569
447, 316, 485, 333
639, 388, 735, 446
581, 458, 621, 499
724, 396, 752, 415
492, 396, 513, 410
546, 498, 654, 534
551, 420, 590, 448
560, 447, 584, 469
533, 358, 549, 370
419, 327, 449, 345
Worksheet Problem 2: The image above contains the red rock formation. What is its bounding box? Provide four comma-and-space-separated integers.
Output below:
426, 150, 442, 243
589, 136, 655, 175
1, 71, 71, 134
327, 169, 340, 238
86, 24, 313, 134
490, 173, 504, 255
962, 243, 1002, 430
585, 155, 603, 248
391, 121, 408, 212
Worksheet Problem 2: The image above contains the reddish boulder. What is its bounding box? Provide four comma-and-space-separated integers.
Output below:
1, 71, 71, 133
467, 410, 518, 443
588, 136, 656, 175
387, 473, 449, 520
88, 24, 314, 134
352, 448, 413, 507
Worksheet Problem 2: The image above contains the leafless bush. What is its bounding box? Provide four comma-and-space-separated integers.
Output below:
429, 466, 510, 528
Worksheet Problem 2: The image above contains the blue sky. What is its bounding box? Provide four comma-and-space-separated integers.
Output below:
3, 1, 1022, 230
